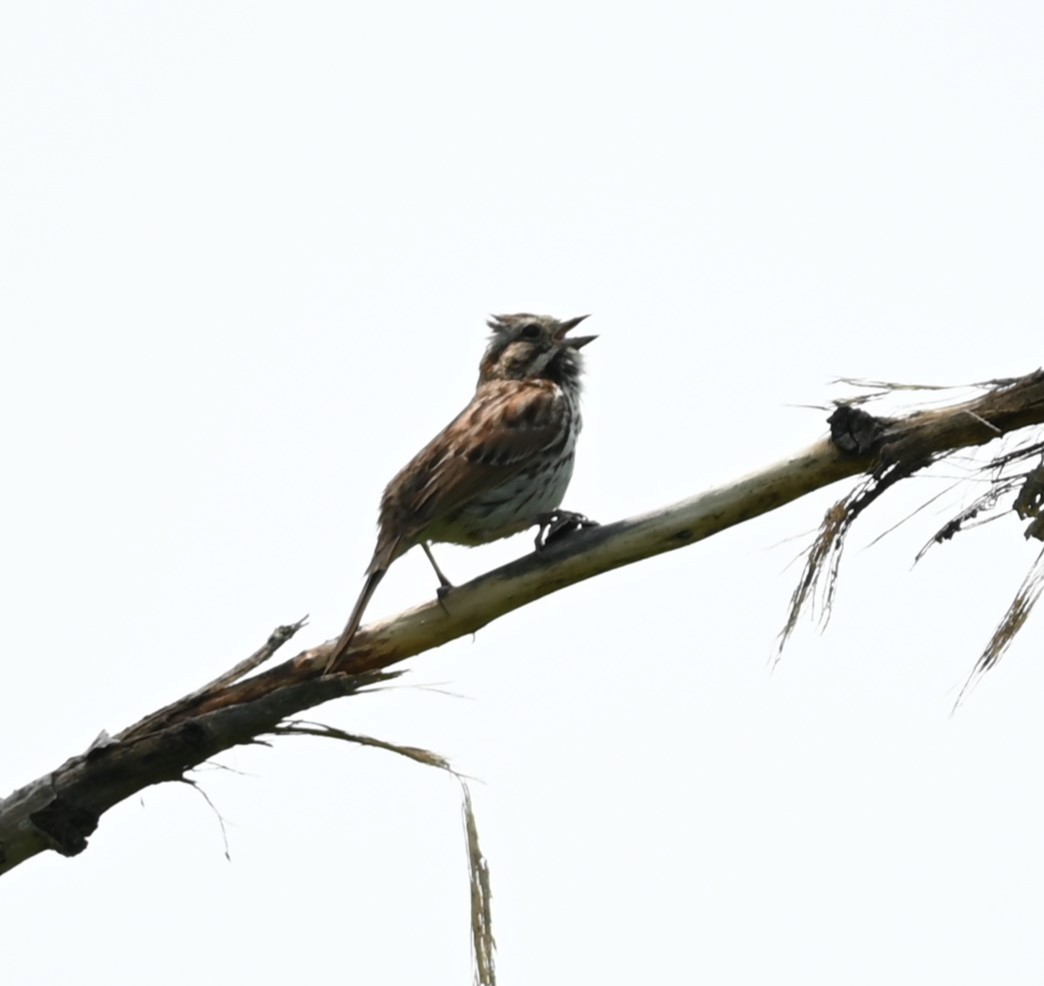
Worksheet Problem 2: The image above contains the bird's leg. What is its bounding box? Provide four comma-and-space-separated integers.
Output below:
421, 542, 455, 612
421, 542, 454, 589
534, 509, 599, 550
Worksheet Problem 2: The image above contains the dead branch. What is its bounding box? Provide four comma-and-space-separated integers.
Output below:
784, 369, 1044, 674
5, 367, 1044, 882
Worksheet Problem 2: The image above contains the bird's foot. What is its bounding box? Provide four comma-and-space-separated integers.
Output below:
435, 582, 455, 614
534, 509, 599, 550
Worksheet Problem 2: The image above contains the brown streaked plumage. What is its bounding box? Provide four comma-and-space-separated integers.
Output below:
326, 313, 596, 671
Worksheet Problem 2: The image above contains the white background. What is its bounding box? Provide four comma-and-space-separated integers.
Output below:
3, 3, 1044, 983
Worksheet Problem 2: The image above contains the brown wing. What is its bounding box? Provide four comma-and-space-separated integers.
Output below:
372, 379, 568, 566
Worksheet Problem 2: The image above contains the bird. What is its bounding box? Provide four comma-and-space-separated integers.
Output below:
325, 312, 597, 672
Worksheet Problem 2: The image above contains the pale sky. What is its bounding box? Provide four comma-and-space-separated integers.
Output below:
4, 3, 1044, 983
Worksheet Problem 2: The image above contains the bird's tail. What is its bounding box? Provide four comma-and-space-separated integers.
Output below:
324, 567, 388, 673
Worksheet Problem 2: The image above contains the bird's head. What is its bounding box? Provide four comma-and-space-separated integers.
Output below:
479, 313, 595, 388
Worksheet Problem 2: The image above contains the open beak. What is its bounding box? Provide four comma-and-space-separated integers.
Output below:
559, 314, 597, 349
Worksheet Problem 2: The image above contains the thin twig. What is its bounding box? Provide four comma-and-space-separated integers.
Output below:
273, 720, 453, 772
179, 778, 232, 861
116, 617, 308, 742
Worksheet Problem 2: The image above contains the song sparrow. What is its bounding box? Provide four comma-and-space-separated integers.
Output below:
325, 312, 596, 671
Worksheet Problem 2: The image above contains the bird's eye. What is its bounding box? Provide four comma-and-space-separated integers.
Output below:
520, 323, 541, 339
